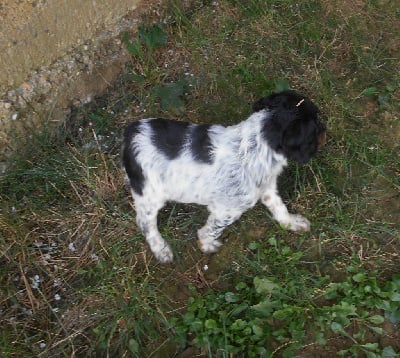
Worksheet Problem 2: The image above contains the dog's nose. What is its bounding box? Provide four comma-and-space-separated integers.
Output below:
318, 131, 327, 149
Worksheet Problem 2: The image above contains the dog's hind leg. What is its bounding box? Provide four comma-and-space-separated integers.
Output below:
134, 196, 173, 263
197, 209, 242, 254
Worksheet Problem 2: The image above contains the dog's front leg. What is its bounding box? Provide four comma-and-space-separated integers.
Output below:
197, 209, 242, 253
261, 189, 310, 232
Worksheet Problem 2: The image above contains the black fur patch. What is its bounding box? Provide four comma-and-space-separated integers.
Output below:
122, 122, 145, 195
258, 90, 326, 164
191, 124, 214, 164
150, 118, 190, 159
281, 120, 320, 164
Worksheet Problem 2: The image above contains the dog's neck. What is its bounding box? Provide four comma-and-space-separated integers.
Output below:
235, 111, 287, 186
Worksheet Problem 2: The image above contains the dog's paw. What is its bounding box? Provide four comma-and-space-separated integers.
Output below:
281, 214, 311, 232
198, 239, 222, 254
153, 245, 174, 263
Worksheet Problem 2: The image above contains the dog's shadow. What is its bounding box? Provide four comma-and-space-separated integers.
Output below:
157, 203, 208, 241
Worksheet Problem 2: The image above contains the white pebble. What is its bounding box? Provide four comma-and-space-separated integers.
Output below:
90, 253, 99, 261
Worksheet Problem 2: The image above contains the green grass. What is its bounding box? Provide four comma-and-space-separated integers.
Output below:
1, 0, 399, 356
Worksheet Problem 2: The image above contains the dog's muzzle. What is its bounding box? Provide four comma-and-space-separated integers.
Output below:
318, 131, 326, 149
317, 123, 327, 149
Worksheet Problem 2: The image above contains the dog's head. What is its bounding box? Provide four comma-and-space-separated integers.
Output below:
253, 90, 326, 164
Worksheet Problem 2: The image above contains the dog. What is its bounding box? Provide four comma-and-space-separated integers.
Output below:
122, 90, 326, 263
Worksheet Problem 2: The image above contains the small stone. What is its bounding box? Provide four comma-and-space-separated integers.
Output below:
20, 82, 32, 91
0, 101, 12, 109
72, 99, 81, 107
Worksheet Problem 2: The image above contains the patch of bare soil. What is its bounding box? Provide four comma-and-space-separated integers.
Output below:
0, 0, 164, 169
321, 0, 368, 17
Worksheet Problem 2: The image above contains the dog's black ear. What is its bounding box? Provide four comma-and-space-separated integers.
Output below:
253, 97, 273, 112
253, 90, 301, 112
253, 90, 300, 112
281, 120, 320, 164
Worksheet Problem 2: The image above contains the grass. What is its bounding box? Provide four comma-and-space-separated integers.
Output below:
1, 0, 399, 356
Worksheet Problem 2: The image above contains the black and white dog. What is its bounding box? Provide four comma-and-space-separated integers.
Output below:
122, 90, 326, 263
